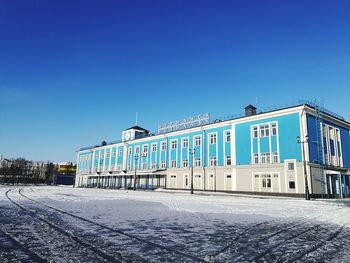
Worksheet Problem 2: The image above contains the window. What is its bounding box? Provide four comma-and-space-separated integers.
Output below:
194, 136, 201, 146
266, 153, 271, 163
161, 161, 166, 169
272, 152, 279, 163
287, 162, 295, 171
161, 142, 167, 151
106, 150, 111, 158
271, 123, 277, 136
112, 149, 116, 157
182, 160, 188, 168
119, 148, 123, 156
261, 174, 271, 188
116, 165, 121, 171
171, 160, 177, 168
253, 153, 259, 164
254, 174, 259, 189
253, 126, 258, 138
151, 143, 157, 152
209, 133, 217, 144
128, 148, 132, 155
260, 125, 269, 137
142, 163, 147, 170
182, 138, 189, 148
272, 174, 279, 188
289, 181, 295, 189
151, 162, 156, 169
225, 131, 231, 142
171, 140, 177, 149
135, 147, 140, 154
209, 157, 217, 167
226, 156, 231, 165
95, 152, 100, 160
194, 159, 201, 167
261, 153, 270, 164
142, 145, 148, 155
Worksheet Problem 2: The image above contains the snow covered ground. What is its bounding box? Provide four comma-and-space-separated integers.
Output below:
1, 185, 350, 262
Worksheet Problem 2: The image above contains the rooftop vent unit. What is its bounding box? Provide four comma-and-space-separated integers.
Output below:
245, 104, 257, 117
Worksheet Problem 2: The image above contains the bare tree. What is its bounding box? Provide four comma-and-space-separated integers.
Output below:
45, 162, 58, 185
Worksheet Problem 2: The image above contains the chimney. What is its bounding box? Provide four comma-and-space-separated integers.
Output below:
245, 104, 257, 116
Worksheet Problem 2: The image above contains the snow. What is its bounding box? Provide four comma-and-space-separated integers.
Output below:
1, 185, 350, 262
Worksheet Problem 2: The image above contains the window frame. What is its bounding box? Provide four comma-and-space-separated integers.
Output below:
182, 159, 188, 168
226, 155, 232, 165
151, 143, 157, 152
182, 138, 189, 148
194, 136, 201, 147
171, 140, 178, 150
209, 133, 217, 145
161, 142, 167, 151
225, 131, 231, 143
209, 157, 217, 167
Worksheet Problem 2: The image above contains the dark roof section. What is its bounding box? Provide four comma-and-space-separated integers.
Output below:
245, 104, 257, 110
124, 125, 149, 132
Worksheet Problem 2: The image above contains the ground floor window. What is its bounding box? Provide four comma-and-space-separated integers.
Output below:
261, 174, 271, 188
272, 173, 279, 188
253, 173, 280, 192
254, 174, 259, 190
184, 174, 189, 187
289, 181, 295, 189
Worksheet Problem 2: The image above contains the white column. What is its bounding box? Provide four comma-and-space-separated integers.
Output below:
91, 151, 95, 174
108, 148, 112, 172
102, 148, 107, 173
114, 146, 119, 171
97, 150, 101, 172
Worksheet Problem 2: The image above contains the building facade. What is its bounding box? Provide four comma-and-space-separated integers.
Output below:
75, 103, 350, 198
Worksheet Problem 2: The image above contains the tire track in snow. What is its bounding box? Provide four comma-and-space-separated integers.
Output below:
0, 228, 47, 263
19, 188, 204, 262
5, 189, 124, 263
208, 212, 330, 261
281, 224, 345, 263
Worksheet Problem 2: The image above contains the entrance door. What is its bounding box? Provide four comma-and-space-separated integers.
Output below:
169, 175, 176, 188
208, 174, 214, 190
184, 174, 189, 189
225, 174, 232, 191
194, 174, 202, 189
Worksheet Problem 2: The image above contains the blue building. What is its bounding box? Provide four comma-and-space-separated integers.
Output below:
75, 103, 350, 198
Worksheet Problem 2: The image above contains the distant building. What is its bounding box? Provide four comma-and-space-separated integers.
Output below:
52, 162, 76, 185
75, 102, 350, 198
58, 162, 76, 174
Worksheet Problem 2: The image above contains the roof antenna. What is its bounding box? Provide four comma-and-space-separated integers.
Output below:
255, 97, 258, 109
135, 112, 138, 125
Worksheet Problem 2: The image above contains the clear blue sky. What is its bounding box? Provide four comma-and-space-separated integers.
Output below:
0, 0, 349, 162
